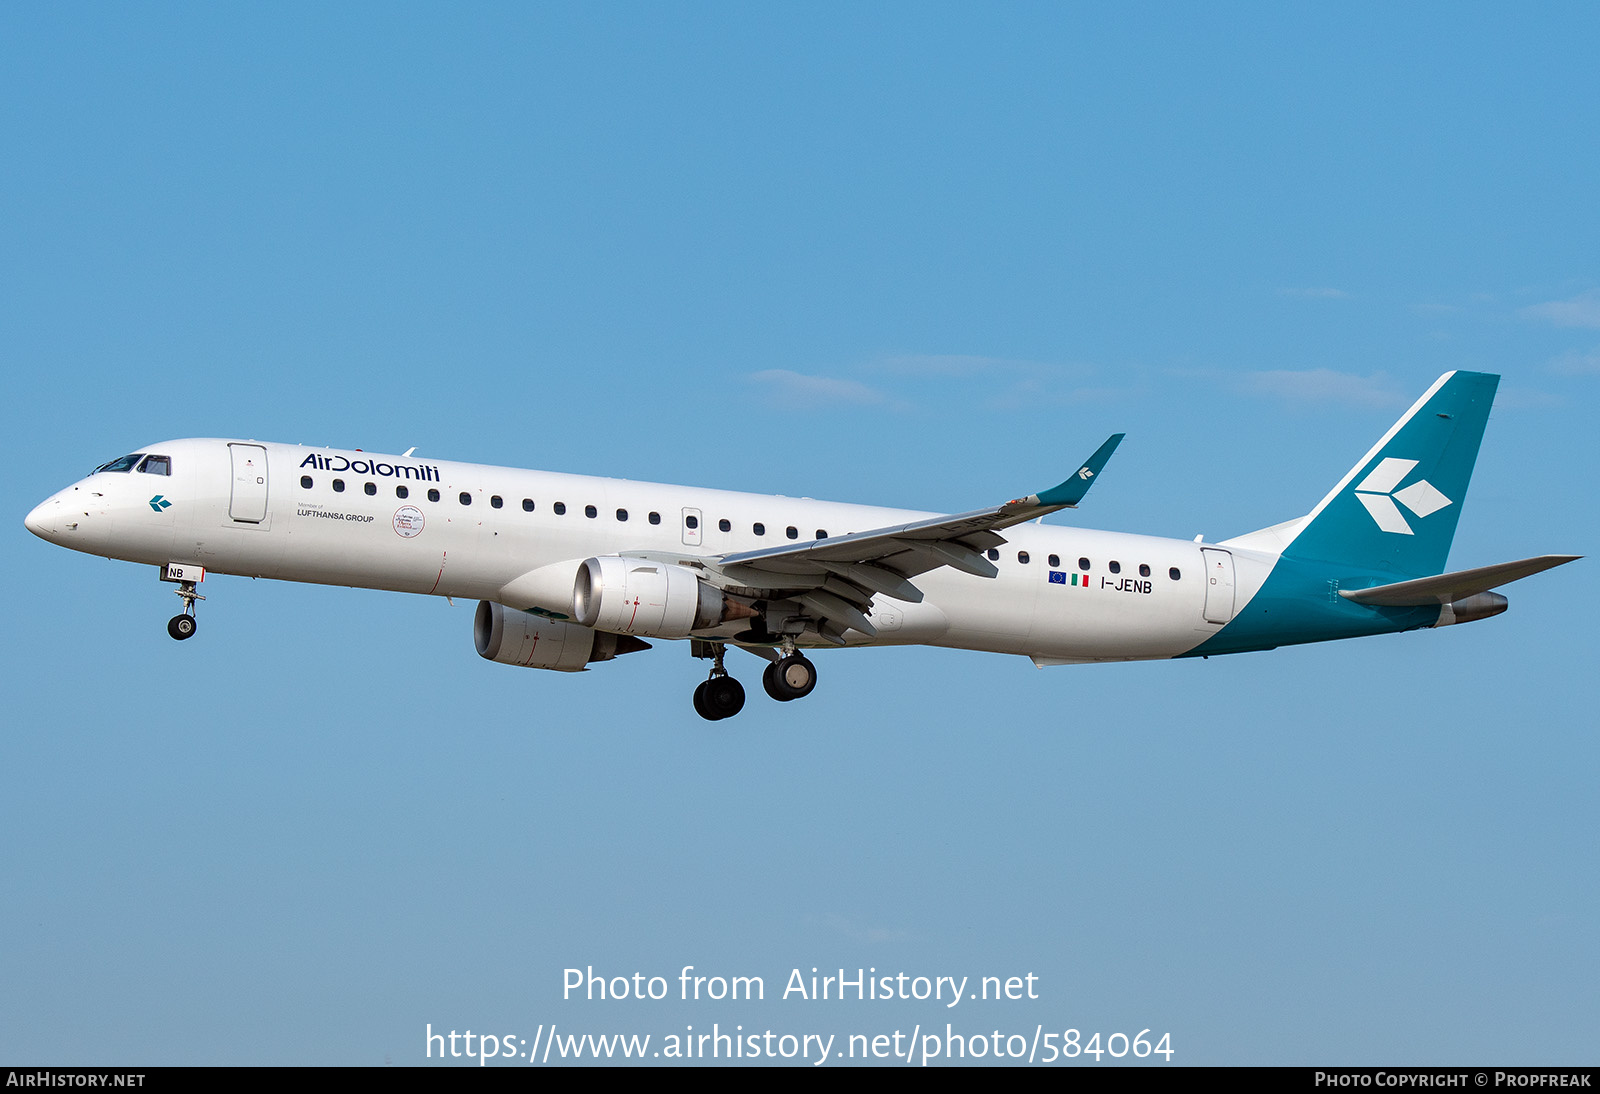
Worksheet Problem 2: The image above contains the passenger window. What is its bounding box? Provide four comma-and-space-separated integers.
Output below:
522, 498, 534, 512
364, 482, 377, 496
1078, 557, 1090, 571
585, 505, 597, 518
396, 485, 409, 499
816, 529, 827, 539
491, 495, 503, 509
137, 455, 171, 476
1139, 564, 1151, 577
685, 515, 699, 530
459, 492, 472, 506
753, 522, 765, 536
1109, 561, 1121, 574
987, 548, 999, 560
1169, 567, 1182, 581
616, 509, 628, 521
300, 476, 313, 489
554, 502, 566, 515
1048, 554, 1060, 568
786, 526, 798, 539
1019, 551, 1031, 563
719, 518, 732, 532
648, 511, 660, 525
333, 479, 346, 493
427, 489, 440, 502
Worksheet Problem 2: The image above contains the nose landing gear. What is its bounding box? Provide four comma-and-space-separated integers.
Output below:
165, 576, 204, 641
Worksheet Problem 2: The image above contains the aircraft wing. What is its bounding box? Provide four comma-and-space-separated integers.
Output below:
712, 434, 1123, 640
1338, 554, 1580, 606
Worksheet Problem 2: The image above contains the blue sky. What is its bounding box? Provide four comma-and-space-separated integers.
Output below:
3, 3, 1596, 1066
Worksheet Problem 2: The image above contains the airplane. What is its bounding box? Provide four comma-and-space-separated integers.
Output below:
23, 370, 1578, 720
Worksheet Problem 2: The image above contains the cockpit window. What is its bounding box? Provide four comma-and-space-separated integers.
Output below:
93, 453, 144, 474
137, 455, 171, 476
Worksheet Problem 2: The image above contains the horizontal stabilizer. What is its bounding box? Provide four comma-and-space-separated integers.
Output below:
1338, 554, 1580, 606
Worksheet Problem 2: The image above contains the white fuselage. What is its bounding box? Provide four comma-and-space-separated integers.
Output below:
27, 438, 1277, 664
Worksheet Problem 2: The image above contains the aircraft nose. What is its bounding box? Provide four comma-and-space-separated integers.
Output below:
25, 496, 62, 542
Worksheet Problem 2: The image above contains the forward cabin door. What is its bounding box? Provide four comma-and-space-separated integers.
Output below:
228, 443, 269, 523
1200, 548, 1236, 624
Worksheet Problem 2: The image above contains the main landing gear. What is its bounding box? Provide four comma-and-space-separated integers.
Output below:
691, 640, 818, 720
762, 651, 817, 702
167, 579, 204, 642
693, 642, 746, 721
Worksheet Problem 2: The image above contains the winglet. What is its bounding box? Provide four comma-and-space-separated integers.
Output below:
1032, 434, 1125, 508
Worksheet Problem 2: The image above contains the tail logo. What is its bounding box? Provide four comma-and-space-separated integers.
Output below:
1352, 458, 1451, 536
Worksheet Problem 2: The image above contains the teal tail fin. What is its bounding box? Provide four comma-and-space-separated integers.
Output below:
1281, 371, 1499, 577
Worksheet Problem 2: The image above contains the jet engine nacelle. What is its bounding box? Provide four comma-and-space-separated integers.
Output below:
474, 600, 648, 672
573, 555, 751, 638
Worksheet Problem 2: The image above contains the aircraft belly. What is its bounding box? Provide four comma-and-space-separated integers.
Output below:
862, 597, 950, 644
916, 571, 1037, 654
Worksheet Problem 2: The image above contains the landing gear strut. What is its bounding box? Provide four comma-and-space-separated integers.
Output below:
167, 580, 204, 641
692, 642, 745, 721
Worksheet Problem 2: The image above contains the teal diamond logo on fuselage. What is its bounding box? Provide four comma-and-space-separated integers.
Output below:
149, 495, 171, 512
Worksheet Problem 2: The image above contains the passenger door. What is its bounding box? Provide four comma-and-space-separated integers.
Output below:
1200, 548, 1236, 624
228, 444, 269, 523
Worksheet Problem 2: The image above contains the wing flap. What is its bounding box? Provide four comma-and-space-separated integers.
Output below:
817, 560, 924, 603
797, 590, 877, 637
